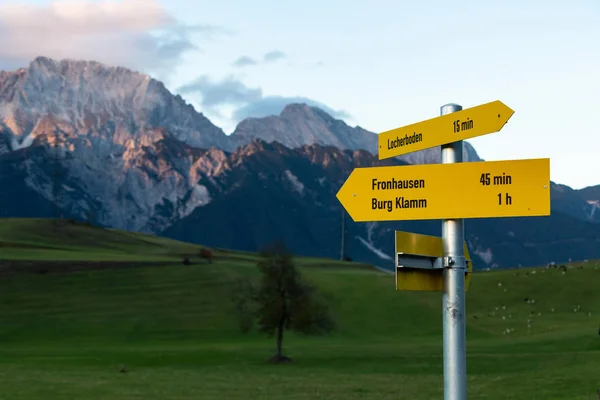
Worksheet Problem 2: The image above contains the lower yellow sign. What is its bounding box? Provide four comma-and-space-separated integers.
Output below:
395, 231, 473, 292
337, 158, 551, 222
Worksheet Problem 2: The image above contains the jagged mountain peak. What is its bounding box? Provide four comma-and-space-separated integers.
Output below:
231, 102, 377, 153
2, 56, 481, 164
279, 102, 334, 120
231, 101, 482, 164
30, 55, 115, 72
231, 138, 293, 161
280, 102, 312, 113
0, 55, 230, 152
18, 55, 155, 102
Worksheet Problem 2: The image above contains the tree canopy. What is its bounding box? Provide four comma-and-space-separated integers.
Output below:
233, 242, 335, 362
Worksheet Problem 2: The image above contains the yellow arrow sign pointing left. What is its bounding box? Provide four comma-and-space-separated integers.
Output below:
336, 158, 550, 222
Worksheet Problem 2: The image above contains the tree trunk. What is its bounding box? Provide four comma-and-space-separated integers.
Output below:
269, 286, 292, 364
276, 317, 284, 358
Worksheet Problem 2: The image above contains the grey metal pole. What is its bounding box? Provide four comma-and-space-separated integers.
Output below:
340, 208, 345, 261
440, 103, 467, 400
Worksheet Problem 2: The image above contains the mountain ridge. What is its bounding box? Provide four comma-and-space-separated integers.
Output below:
0, 56, 599, 269
160, 139, 600, 269
0, 56, 232, 151
0, 56, 481, 164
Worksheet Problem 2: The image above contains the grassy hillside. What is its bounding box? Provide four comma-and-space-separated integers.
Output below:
0, 219, 599, 399
0, 218, 207, 261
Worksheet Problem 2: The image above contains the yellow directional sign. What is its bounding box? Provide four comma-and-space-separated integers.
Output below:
395, 231, 473, 292
336, 158, 550, 222
378, 100, 514, 160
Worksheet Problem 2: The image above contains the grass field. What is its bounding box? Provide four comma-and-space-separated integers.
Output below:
0, 219, 599, 399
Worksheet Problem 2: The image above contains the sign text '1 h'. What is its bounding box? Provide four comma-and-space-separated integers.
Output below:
378, 100, 514, 160
336, 158, 550, 222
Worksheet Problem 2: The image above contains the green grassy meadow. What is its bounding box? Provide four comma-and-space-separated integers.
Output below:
0, 219, 599, 399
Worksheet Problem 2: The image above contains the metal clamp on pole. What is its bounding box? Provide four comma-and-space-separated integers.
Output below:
442, 256, 468, 270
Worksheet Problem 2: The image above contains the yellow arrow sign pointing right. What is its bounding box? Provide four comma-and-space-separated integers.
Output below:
378, 100, 515, 160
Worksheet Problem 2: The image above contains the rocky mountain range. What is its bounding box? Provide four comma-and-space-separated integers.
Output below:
1, 56, 599, 269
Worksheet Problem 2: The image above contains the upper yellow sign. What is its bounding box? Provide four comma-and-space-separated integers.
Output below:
336, 158, 550, 222
377, 100, 515, 160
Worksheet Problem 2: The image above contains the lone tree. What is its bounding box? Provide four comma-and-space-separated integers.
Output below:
233, 242, 335, 363
199, 248, 213, 263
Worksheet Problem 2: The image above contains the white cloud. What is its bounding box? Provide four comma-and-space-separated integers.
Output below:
263, 50, 286, 63
0, 0, 230, 76
177, 74, 351, 125
232, 56, 258, 68
231, 51, 287, 68
178, 75, 263, 108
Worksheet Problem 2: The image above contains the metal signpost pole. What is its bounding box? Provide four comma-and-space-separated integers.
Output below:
338, 97, 545, 398
440, 103, 467, 400
340, 208, 346, 261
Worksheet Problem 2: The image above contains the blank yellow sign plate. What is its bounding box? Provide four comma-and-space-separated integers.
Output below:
395, 231, 473, 292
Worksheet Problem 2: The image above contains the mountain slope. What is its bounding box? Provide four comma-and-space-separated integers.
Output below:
0, 146, 57, 219
162, 140, 600, 269
578, 184, 600, 221
579, 185, 600, 200
551, 183, 600, 223
0, 57, 238, 232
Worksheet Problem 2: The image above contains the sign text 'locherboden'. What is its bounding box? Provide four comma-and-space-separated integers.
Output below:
377, 100, 514, 160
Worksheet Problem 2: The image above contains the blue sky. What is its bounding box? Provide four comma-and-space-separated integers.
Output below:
1, 0, 599, 189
